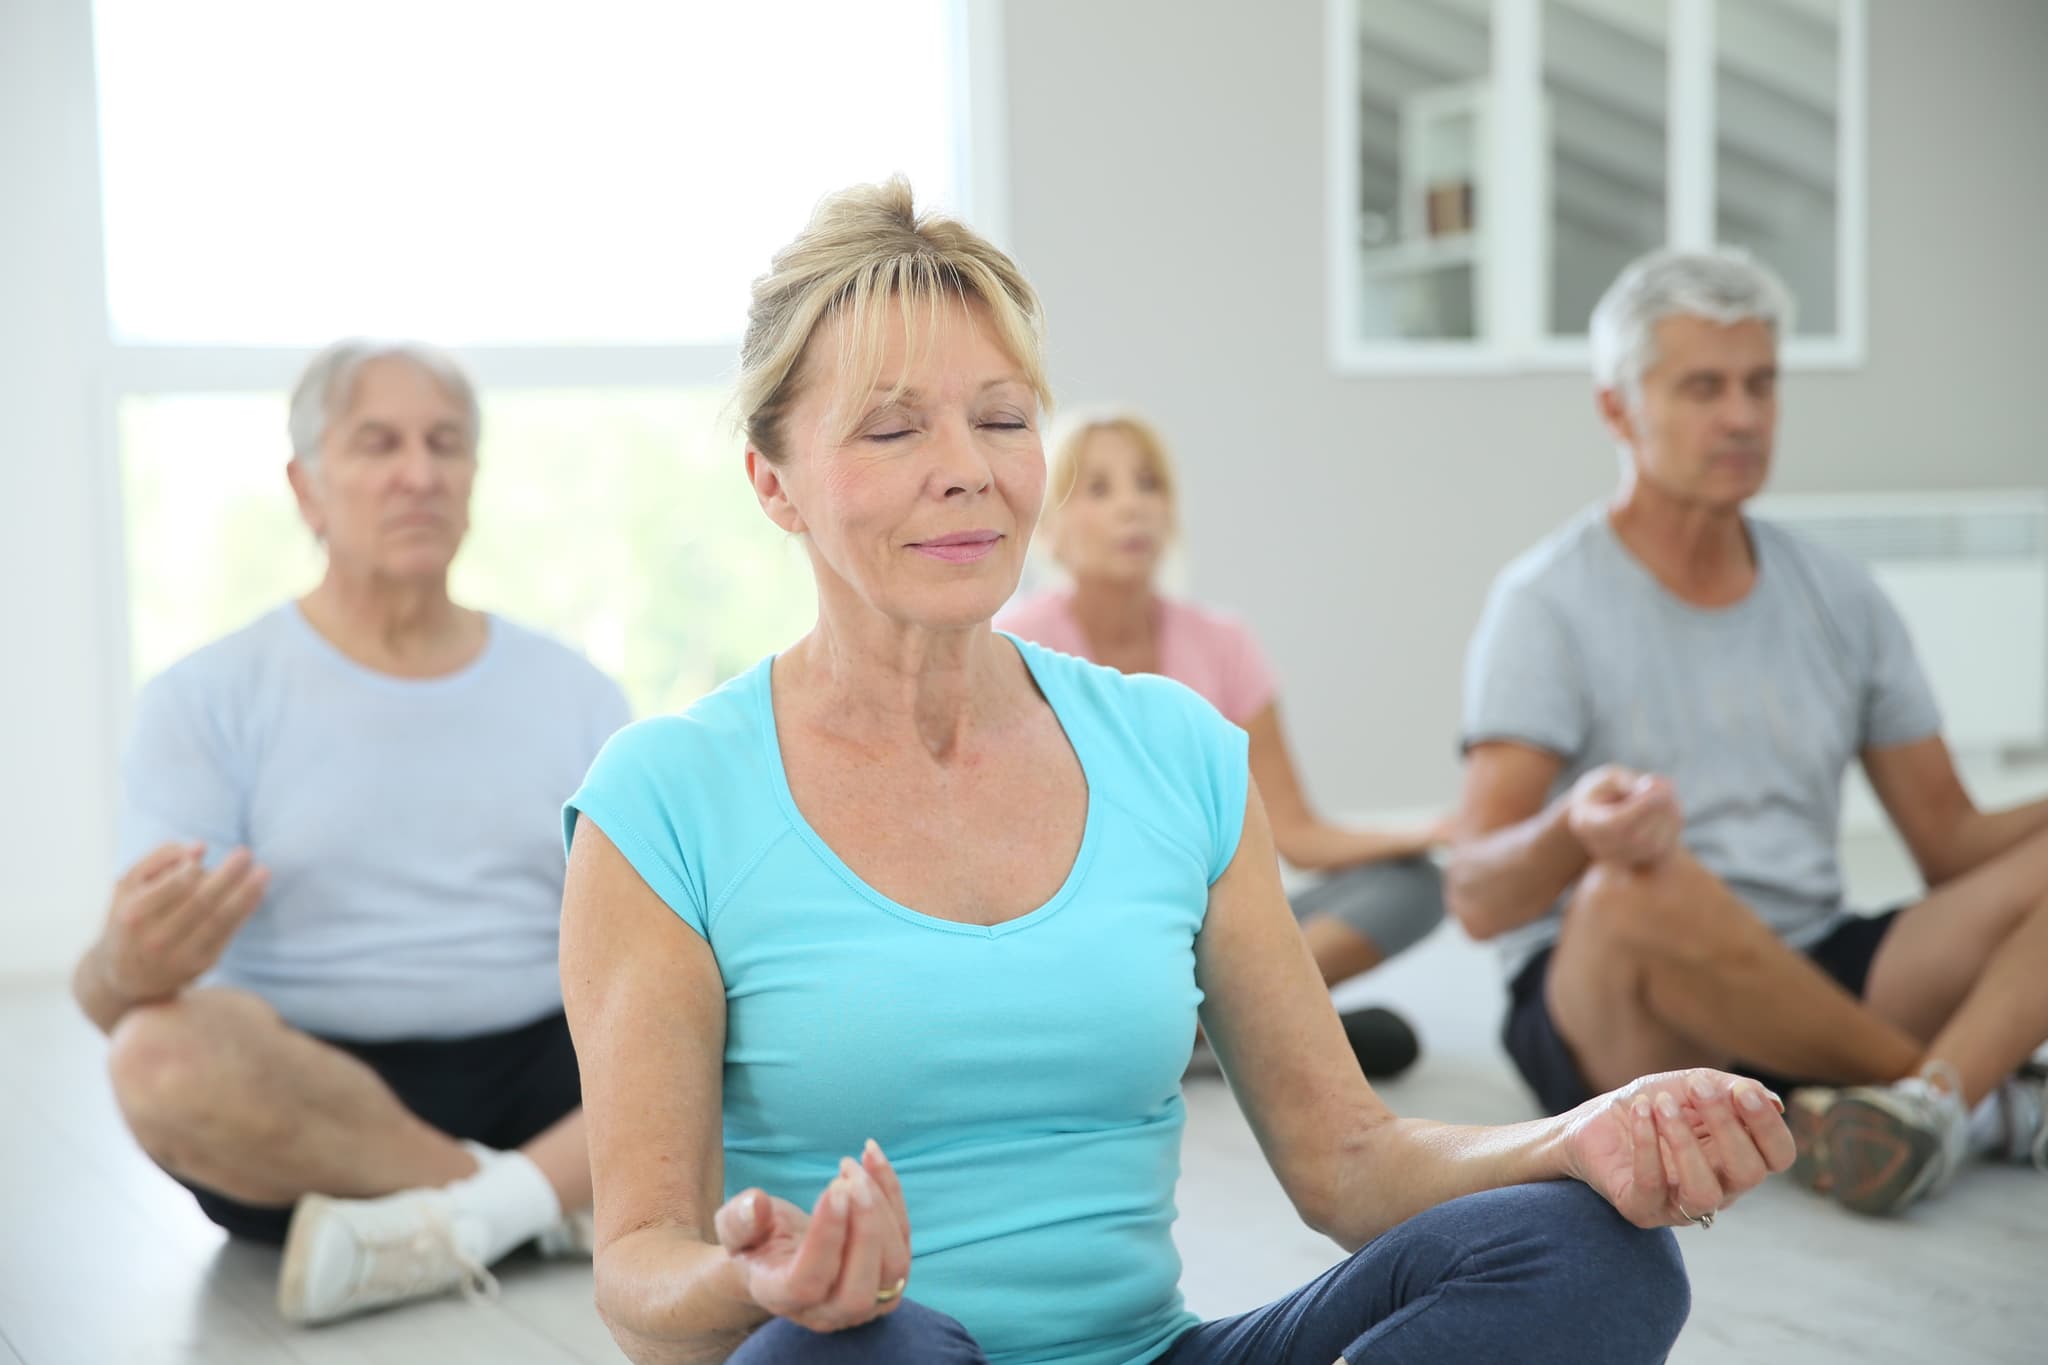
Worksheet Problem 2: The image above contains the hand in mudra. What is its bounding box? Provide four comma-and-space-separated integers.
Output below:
1563, 1069, 1796, 1228
715, 1140, 912, 1332
102, 842, 270, 1004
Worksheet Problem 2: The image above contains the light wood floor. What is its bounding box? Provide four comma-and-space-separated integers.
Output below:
5, 929, 2043, 1363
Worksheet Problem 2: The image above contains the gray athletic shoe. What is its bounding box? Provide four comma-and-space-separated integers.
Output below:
1823, 1064, 1971, 1216
1988, 1063, 2048, 1170
1783, 1086, 1837, 1195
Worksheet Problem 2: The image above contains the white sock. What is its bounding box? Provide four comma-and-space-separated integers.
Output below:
446, 1142, 564, 1265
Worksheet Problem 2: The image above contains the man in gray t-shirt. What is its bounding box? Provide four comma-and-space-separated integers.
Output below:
1451, 249, 2048, 1219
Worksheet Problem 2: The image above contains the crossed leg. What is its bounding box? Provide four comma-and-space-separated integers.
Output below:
105, 987, 590, 1214
1546, 824, 2048, 1106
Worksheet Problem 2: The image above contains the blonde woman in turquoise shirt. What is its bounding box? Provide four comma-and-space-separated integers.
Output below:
557, 180, 1793, 1365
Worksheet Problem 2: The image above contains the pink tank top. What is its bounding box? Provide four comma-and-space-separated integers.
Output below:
995, 590, 1277, 725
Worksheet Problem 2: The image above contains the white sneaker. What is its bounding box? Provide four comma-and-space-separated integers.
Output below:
1823, 1062, 1972, 1216
277, 1189, 499, 1325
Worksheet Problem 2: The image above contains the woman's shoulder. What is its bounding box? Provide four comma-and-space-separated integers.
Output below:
586, 659, 770, 780
1012, 634, 1233, 754
566, 659, 783, 930
1011, 636, 1249, 882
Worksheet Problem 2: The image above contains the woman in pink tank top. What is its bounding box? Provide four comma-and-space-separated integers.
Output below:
997, 410, 1448, 1077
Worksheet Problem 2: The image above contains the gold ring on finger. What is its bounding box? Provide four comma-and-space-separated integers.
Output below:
874, 1276, 907, 1304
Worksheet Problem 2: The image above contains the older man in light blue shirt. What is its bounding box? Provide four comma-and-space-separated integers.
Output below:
73, 340, 629, 1324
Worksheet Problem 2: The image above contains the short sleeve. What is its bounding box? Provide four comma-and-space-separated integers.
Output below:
563, 720, 710, 938
1124, 673, 1251, 884
1461, 575, 1590, 758
1198, 700, 1253, 882
117, 671, 246, 871
1858, 581, 1943, 750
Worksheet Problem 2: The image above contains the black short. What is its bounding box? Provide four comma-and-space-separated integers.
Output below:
181, 1010, 582, 1244
1503, 909, 1902, 1116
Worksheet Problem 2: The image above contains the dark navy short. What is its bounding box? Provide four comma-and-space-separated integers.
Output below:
1504, 909, 1903, 1115
179, 1009, 582, 1243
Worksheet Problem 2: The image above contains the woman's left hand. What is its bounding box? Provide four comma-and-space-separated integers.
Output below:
1560, 1069, 1796, 1228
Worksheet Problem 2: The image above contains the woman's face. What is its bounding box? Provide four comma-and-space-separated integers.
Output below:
1052, 426, 1171, 587
751, 298, 1045, 633
289, 358, 477, 584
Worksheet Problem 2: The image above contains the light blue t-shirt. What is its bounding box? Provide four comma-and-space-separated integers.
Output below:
118, 603, 631, 1042
1462, 507, 1942, 979
564, 637, 1249, 1365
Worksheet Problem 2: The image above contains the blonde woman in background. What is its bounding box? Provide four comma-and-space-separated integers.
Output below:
998, 411, 1446, 1078
557, 178, 1791, 1365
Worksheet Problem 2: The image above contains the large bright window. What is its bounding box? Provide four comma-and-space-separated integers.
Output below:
94, 0, 964, 345
94, 0, 998, 716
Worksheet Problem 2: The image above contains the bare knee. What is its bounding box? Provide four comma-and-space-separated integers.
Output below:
1568, 855, 1728, 967
107, 989, 279, 1159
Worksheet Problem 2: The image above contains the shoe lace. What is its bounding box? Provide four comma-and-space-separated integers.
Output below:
358, 1205, 501, 1306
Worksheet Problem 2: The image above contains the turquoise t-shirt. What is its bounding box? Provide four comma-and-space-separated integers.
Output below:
564, 635, 1249, 1365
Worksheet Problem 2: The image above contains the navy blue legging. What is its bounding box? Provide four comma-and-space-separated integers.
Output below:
728, 1181, 1691, 1364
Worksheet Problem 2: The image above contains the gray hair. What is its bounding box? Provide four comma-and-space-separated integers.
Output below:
1589, 247, 1794, 400
287, 339, 480, 464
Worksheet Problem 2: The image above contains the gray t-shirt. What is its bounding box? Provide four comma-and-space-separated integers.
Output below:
1461, 505, 1942, 980
118, 604, 632, 1041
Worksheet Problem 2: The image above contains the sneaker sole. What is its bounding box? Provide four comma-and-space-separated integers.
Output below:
1785, 1092, 1834, 1195
1822, 1095, 1941, 1216
276, 1193, 332, 1324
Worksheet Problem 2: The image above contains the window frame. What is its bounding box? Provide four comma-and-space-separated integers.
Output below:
1326, 0, 1867, 376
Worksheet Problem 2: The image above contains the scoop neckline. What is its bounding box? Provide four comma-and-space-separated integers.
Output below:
753, 632, 1100, 939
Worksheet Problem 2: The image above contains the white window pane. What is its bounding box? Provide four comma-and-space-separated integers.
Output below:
1543, 0, 1669, 335
1349, 0, 1492, 342
121, 390, 816, 714
1715, 0, 1840, 335
94, 0, 960, 345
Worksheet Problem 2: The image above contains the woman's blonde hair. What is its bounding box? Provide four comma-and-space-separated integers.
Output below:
737, 177, 1051, 462
1043, 407, 1179, 522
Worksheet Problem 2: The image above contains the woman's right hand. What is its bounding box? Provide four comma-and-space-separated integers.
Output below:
715, 1140, 912, 1334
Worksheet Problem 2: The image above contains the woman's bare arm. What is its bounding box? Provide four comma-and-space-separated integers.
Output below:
559, 818, 765, 1364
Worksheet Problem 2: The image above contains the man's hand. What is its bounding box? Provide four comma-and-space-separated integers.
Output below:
95, 842, 270, 1009
1566, 766, 1683, 867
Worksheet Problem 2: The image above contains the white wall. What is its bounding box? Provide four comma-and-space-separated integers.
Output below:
0, 0, 124, 980
1001, 0, 2048, 816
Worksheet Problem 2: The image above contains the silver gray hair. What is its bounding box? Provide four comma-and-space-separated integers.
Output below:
287, 339, 480, 464
1589, 247, 1794, 401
